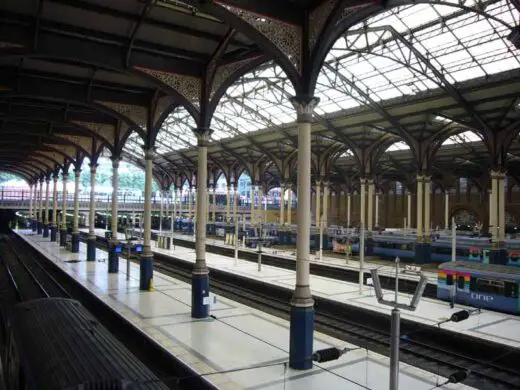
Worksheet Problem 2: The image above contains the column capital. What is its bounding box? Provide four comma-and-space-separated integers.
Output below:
289, 95, 319, 122
52, 173, 59, 181
89, 163, 98, 173
490, 170, 506, 179
322, 181, 329, 188
193, 127, 212, 146
62, 172, 68, 181
111, 155, 121, 168
424, 175, 432, 183
416, 175, 424, 182
143, 148, 154, 160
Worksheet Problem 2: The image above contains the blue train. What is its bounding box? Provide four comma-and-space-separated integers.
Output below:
350, 236, 520, 266
437, 261, 520, 314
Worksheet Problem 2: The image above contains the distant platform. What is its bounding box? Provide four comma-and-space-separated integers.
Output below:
16, 229, 475, 390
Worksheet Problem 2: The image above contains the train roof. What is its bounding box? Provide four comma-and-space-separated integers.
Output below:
10, 298, 168, 390
439, 261, 520, 277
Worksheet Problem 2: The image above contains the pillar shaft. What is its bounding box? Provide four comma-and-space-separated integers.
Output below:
497, 173, 506, 242
89, 166, 97, 236
445, 191, 450, 230
29, 184, 33, 226
86, 165, 97, 261
39, 180, 44, 224
367, 180, 374, 231
280, 184, 285, 225
72, 170, 80, 231
488, 189, 493, 235
289, 97, 318, 370
347, 193, 351, 228
192, 131, 210, 318
375, 192, 379, 228
233, 185, 238, 223
159, 190, 164, 232
44, 178, 50, 224
59, 173, 68, 246
416, 176, 423, 239
52, 176, 58, 226
424, 177, 431, 240
315, 181, 321, 227
111, 159, 119, 238
360, 179, 366, 229
322, 183, 329, 228
407, 191, 411, 229
491, 174, 498, 242
287, 187, 292, 225
140, 149, 154, 290
61, 175, 67, 227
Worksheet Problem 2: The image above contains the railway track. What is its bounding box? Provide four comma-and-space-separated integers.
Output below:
86, 235, 520, 390
0, 235, 70, 303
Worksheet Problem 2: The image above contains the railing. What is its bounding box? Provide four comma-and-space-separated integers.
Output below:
0, 190, 297, 212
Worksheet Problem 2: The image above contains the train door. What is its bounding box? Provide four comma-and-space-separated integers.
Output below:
455, 273, 469, 304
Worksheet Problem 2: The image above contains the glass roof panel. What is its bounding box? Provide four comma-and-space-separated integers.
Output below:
123, 0, 518, 166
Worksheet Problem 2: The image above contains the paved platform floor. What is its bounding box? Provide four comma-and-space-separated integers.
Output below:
86, 228, 520, 348
18, 229, 473, 390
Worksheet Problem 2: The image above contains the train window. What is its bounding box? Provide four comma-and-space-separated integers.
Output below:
476, 278, 504, 295
446, 274, 453, 286
504, 282, 518, 298
457, 276, 465, 289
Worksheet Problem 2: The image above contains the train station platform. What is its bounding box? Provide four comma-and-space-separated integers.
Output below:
84, 228, 438, 283
15, 228, 473, 390
84, 228, 520, 349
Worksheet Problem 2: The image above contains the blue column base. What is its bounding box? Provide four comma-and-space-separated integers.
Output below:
87, 238, 96, 261
37, 222, 42, 234
59, 229, 67, 247
108, 243, 119, 273
42, 224, 50, 238
50, 226, 57, 242
191, 273, 210, 318
289, 305, 314, 370
32, 220, 37, 232
415, 242, 432, 264
71, 232, 80, 253
140, 255, 153, 290
365, 236, 374, 255
489, 248, 507, 265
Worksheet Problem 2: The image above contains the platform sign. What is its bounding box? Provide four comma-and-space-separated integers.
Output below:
114, 245, 123, 254
134, 244, 143, 253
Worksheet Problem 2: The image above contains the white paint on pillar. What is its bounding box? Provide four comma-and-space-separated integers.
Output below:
375, 192, 379, 228
416, 176, 424, 240
289, 96, 318, 308
347, 193, 351, 228
44, 177, 50, 225
498, 173, 506, 242
315, 181, 321, 227
424, 177, 431, 240
61, 173, 68, 229
491, 172, 498, 243
280, 183, 285, 226
407, 190, 412, 230
143, 149, 154, 256
445, 190, 450, 230
111, 158, 120, 239
287, 187, 292, 225
72, 170, 80, 232
367, 180, 373, 232
322, 182, 329, 228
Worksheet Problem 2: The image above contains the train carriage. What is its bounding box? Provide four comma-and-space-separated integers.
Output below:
437, 261, 520, 314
